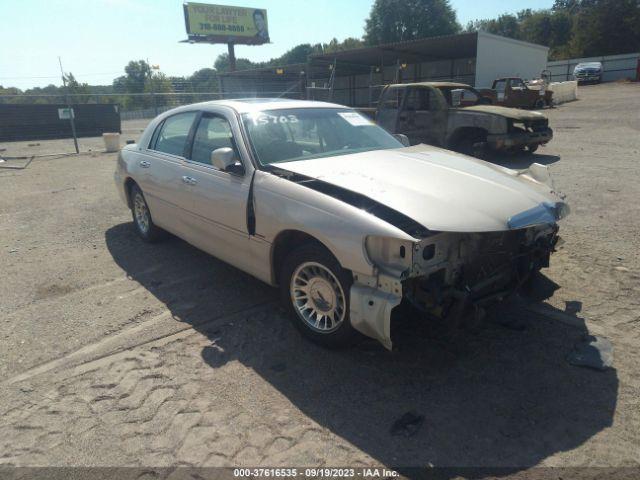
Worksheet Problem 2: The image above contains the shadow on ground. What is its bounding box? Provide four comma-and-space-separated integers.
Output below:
106, 222, 617, 477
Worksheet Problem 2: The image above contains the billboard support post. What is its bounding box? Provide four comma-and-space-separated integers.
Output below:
58, 56, 79, 154
227, 42, 236, 72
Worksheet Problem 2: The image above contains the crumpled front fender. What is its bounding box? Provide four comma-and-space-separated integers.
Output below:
349, 272, 403, 350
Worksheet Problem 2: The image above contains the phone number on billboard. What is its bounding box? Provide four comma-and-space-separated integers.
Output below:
198, 23, 245, 32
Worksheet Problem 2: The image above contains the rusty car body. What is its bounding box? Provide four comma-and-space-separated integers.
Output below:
362, 82, 553, 156
479, 77, 553, 109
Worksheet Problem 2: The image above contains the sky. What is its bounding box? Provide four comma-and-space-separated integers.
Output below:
0, 0, 554, 90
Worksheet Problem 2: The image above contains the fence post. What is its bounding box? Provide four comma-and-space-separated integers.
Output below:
58, 57, 79, 154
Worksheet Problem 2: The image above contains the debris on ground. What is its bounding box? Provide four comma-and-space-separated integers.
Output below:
567, 335, 613, 371
390, 411, 425, 437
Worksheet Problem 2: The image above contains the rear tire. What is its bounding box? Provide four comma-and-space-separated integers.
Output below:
534, 98, 545, 109
130, 184, 166, 243
279, 244, 357, 348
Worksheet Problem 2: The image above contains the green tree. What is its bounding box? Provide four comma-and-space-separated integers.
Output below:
319, 37, 365, 53
188, 68, 219, 93
567, 0, 640, 57
144, 72, 174, 108
213, 54, 259, 73
364, 0, 460, 45
277, 44, 318, 65
63, 72, 90, 102
465, 14, 520, 38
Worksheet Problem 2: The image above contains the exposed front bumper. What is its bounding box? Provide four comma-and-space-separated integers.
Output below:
487, 128, 553, 150
349, 203, 566, 350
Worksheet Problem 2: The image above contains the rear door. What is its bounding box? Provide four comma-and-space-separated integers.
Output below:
376, 87, 403, 133
179, 110, 254, 272
142, 111, 198, 234
397, 87, 446, 146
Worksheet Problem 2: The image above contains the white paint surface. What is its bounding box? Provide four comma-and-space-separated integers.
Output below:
474, 31, 549, 88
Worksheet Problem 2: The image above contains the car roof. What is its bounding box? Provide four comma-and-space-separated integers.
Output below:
576, 62, 602, 67
174, 98, 348, 114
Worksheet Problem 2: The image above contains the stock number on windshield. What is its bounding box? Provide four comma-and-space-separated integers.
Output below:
250, 114, 299, 126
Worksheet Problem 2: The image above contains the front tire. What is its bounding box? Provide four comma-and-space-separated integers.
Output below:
454, 132, 488, 159
130, 184, 166, 243
280, 244, 357, 348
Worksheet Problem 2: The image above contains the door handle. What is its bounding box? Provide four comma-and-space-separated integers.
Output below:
139, 160, 150, 168
182, 176, 197, 185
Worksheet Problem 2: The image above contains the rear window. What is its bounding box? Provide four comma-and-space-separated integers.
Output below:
151, 112, 197, 156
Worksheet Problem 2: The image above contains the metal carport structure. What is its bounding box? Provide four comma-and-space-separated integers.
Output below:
219, 31, 549, 107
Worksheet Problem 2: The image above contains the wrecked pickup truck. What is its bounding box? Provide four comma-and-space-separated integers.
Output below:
478, 77, 553, 109
361, 82, 553, 156
115, 99, 568, 350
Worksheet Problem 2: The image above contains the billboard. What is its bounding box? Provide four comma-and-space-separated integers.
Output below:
183, 2, 269, 45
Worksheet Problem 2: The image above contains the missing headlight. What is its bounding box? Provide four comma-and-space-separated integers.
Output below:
423, 243, 435, 260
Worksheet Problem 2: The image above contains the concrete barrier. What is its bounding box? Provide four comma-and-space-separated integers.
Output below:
549, 81, 578, 104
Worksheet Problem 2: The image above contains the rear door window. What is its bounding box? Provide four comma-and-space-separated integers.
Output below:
404, 88, 432, 111
380, 88, 403, 110
152, 112, 197, 157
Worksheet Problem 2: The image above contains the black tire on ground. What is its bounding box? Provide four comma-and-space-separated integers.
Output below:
534, 98, 545, 109
129, 184, 166, 243
454, 132, 488, 159
279, 244, 358, 348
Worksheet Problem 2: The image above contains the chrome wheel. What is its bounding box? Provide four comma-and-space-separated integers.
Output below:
290, 261, 346, 333
133, 192, 150, 235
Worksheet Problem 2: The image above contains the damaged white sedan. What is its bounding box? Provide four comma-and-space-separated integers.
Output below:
114, 99, 569, 349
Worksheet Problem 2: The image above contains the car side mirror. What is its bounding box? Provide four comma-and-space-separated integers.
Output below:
394, 134, 410, 147
211, 147, 243, 174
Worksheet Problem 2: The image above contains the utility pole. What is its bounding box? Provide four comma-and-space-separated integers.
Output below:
58, 57, 79, 154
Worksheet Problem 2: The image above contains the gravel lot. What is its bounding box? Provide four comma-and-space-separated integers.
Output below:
1, 83, 639, 474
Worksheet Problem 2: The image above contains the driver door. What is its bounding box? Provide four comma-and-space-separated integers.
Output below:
506, 78, 528, 107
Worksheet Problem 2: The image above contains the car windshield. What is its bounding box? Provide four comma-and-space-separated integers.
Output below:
576, 63, 601, 70
242, 108, 402, 165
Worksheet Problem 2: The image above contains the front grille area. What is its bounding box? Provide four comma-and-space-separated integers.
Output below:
512, 118, 549, 133
527, 119, 549, 132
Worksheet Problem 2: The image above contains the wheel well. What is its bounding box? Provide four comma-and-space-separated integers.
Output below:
447, 127, 487, 148
271, 230, 332, 285
124, 178, 137, 209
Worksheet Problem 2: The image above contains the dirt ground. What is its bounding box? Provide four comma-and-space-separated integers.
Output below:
1, 83, 639, 475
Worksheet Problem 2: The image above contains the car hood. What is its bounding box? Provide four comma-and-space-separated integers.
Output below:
277, 145, 566, 233
461, 105, 547, 121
